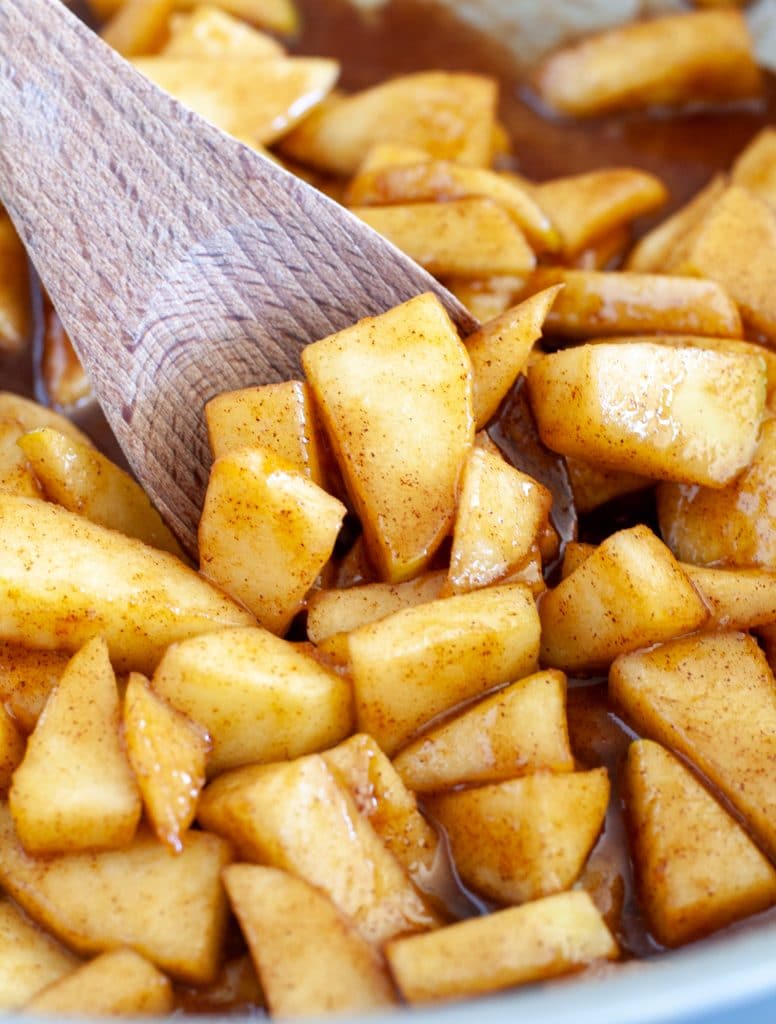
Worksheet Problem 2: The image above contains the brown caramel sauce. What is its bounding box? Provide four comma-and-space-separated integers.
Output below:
16, 0, 776, 1010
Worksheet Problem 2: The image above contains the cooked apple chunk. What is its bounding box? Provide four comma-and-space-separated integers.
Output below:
280, 71, 497, 173
447, 448, 551, 595
393, 670, 573, 793
0, 393, 91, 447
205, 380, 326, 484
0, 215, 30, 352
100, 0, 174, 57
348, 583, 540, 755
387, 890, 618, 1003
625, 739, 776, 948
199, 755, 437, 945
0, 901, 77, 1009
302, 293, 474, 582
26, 949, 173, 1015
611, 632, 776, 860
171, 0, 299, 35
163, 6, 286, 59
199, 447, 346, 635
427, 768, 609, 905
0, 708, 23, 795
731, 128, 776, 208
0, 805, 231, 983
225, 866, 396, 1016
0, 420, 40, 498
124, 673, 211, 852
19, 427, 184, 556
9, 637, 141, 855
683, 566, 776, 631
527, 343, 764, 486
540, 526, 707, 674
153, 627, 352, 775
565, 456, 650, 515
465, 286, 561, 430
0, 494, 253, 673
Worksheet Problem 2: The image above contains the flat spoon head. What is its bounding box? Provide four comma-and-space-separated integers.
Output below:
0, 0, 476, 553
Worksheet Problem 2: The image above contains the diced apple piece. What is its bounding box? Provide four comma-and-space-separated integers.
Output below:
205, 380, 325, 484
171, 0, 299, 34
26, 949, 173, 1015
0, 901, 77, 1009
386, 890, 618, 1003
611, 631, 776, 860
19, 427, 184, 556
124, 673, 211, 852
346, 160, 559, 252
465, 286, 561, 430
307, 572, 445, 644
447, 448, 551, 595
40, 305, 92, 409
393, 670, 573, 793
523, 269, 742, 339
533, 9, 760, 116
353, 200, 536, 278
683, 565, 776, 630
527, 343, 764, 486
565, 456, 650, 515
9, 637, 141, 855
533, 169, 667, 260
625, 739, 776, 947
348, 584, 540, 755
0, 215, 29, 353
199, 755, 437, 945
0, 494, 253, 673
280, 72, 496, 174
0, 420, 40, 498
427, 768, 609, 905
323, 733, 438, 881
302, 293, 474, 582
657, 418, 776, 568
541, 526, 707, 674
672, 185, 776, 344
0, 644, 68, 733
132, 56, 338, 145
163, 5, 286, 58
101, 0, 173, 56
0, 805, 231, 983
0, 392, 91, 446
448, 274, 522, 324
731, 128, 776, 208
560, 542, 596, 579
199, 447, 346, 635
153, 627, 352, 774
225, 865, 396, 1016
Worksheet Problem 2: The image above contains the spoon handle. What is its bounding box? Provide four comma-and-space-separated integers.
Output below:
0, 0, 474, 552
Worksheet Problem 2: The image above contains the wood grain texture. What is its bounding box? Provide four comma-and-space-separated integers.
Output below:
0, 0, 476, 553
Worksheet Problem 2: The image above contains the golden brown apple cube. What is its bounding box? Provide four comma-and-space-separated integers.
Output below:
153, 627, 352, 775
225, 865, 396, 1016
0, 393, 92, 447
132, 56, 338, 145
386, 890, 618, 1003
302, 293, 474, 583
352, 200, 536, 278
0, 804, 231, 983
533, 169, 667, 260
533, 9, 760, 117
124, 673, 211, 852
0, 214, 30, 353
280, 71, 496, 174
523, 269, 742, 339
322, 733, 438, 880
447, 275, 524, 324
172, 0, 299, 35
565, 456, 651, 515
683, 565, 776, 631
611, 631, 776, 860
306, 572, 446, 644
464, 286, 561, 430
9, 637, 141, 856
199, 447, 346, 635
19, 427, 184, 556
199, 755, 437, 945
26, 949, 174, 1015
657, 418, 776, 568
540, 526, 707, 674
349, 583, 540, 755
0, 644, 68, 733
0, 901, 77, 1009
625, 739, 776, 948
205, 380, 326, 484
427, 768, 609, 905
100, 0, 173, 56
163, 6, 286, 58
527, 343, 764, 486
393, 670, 573, 793
560, 542, 596, 579
447, 449, 551, 595
672, 185, 776, 345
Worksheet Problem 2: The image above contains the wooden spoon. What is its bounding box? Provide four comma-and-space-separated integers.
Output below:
0, 0, 476, 553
